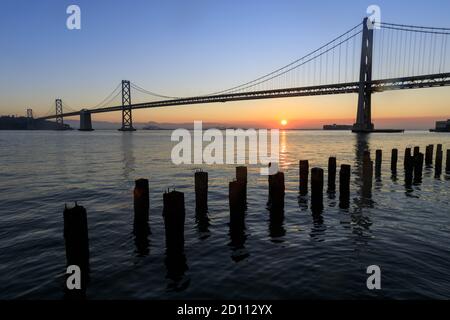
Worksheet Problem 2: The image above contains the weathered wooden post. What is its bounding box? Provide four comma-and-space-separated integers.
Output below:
437, 144, 443, 155
413, 146, 420, 158
328, 157, 336, 192
229, 180, 246, 229
163, 190, 185, 254
375, 149, 382, 177
311, 167, 324, 212
413, 152, 424, 183
404, 148, 411, 168
339, 164, 351, 209
134, 178, 149, 224
404, 149, 413, 186
425, 145, 434, 166
195, 171, 208, 214
446, 149, 450, 173
391, 148, 398, 174
236, 166, 247, 206
435, 146, 443, 178
64, 204, 90, 289
269, 171, 285, 211
299, 160, 309, 196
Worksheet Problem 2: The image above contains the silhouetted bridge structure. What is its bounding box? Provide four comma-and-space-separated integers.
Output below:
35, 18, 450, 133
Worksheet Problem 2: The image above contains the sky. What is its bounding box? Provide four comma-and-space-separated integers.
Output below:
0, 0, 449, 129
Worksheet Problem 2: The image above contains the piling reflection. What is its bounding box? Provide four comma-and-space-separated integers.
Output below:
269, 208, 285, 242
310, 206, 326, 242
195, 208, 210, 240
121, 133, 135, 180
133, 220, 150, 257
354, 134, 374, 207
228, 180, 249, 262
347, 134, 373, 239
165, 252, 189, 291
163, 190, 189, 290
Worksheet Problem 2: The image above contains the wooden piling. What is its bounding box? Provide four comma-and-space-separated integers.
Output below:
425, 145, 434, 166
413, 146, 420, 158
446, 149, 450, 173
435, 148, 443, 178
375, 149, 382, 176
311, 167, 324, 212
163, 190, 185, 253
339, 164, 351, 209
413, 152, 424, 183
195, 171, 208, 213
134, 179, 149, 224
328, 157, 336, 192
64, 204, 90, 283
229, 180, 246, 229
299, 160, 309, 196
404, 148, 411, 168
404, 150, 414, 186
236, 166, 247, 206
269, 171, 285, 211
391, 148, 398, 173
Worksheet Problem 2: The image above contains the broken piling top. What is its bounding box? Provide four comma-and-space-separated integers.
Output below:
194, 171, 208, 191
236, 166, 248, 184
64, 203, 88, 243
163, 189, 185, 216
135, 178, 149, 192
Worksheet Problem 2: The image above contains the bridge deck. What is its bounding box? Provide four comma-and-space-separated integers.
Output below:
38, 73, 450, 120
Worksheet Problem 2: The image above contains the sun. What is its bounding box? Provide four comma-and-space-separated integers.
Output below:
281, 119, 288, 126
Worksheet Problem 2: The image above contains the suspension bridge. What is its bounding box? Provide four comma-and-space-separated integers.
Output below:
33, 18, 450, 133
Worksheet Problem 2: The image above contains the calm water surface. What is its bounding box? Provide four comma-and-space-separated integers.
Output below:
0, 130, 449, 299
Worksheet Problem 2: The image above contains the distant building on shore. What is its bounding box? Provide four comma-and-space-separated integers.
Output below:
0, 116, 72, 130
430, 119, 450, 132
323, 124, 353, 130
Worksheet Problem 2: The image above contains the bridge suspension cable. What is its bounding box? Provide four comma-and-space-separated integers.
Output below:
204, 23, 363, 96
90, 82, 123, 109
372, 21, 450, 79
130, 82, 181, 99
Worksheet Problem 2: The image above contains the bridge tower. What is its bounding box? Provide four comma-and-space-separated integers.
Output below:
119, 80, 136, 131
26, 108, 34, 129
55, 99, 64, 130
353, 17, 374, 132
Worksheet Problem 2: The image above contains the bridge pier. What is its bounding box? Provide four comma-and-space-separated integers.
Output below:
26, 108, 34, 130
119, 80, 136, 131
79, 110, 94, 131
55, 99, 65, 130
353, 18, 374, 133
